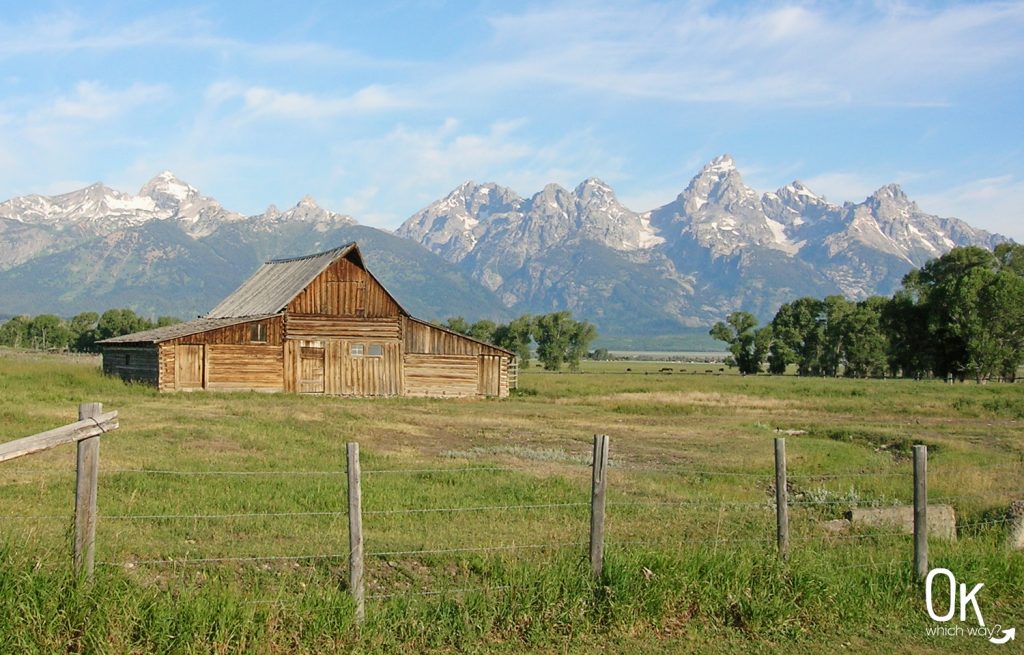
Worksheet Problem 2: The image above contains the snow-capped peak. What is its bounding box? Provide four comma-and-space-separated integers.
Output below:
703, 154, 737, 176
783, 181, 819, 200
870, 183, 908, 202
139, 171, 199, 209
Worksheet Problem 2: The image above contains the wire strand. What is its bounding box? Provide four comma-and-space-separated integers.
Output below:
368, 541, 584, 558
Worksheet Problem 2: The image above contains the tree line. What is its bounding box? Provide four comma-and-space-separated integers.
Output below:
439, 311, 597, 371
0, 309, 181, 352
0, 305, 600, 372
710, 244, 1024, 382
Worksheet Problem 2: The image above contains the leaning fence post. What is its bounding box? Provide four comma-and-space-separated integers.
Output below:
774, 437, 789, 560
913, 444, 928, 580
74, 402, 101, 580
347, 442, 365, 624
589, 434, 610, 579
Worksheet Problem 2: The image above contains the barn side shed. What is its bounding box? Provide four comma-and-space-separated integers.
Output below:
98, 243, 515, 398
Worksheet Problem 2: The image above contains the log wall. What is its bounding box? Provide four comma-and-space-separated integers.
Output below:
404, 354, 480, 397
206, 345, 284, 392
102, 346, 159, 385
285, 315, 401, 341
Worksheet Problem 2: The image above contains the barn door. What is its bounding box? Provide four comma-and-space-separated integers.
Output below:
478, 354, 501, 396
175, 345, 204, 390
299, 345, 325, 394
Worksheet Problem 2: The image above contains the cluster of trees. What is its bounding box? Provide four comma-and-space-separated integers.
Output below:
711, 244, 1024, 382
440, 311, 598, 371
0, 309, 180, 352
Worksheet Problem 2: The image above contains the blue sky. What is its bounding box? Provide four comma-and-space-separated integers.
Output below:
1, 1, 1022, 239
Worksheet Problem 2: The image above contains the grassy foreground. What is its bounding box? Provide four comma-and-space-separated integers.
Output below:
1, 350, 1022, 653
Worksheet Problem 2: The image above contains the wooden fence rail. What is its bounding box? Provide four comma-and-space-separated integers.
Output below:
0, 402, 117, 580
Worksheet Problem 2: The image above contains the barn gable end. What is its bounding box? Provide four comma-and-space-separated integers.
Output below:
98, 242, 513, 398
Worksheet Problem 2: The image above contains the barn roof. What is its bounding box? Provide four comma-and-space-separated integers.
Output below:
206, 243, 370, 319
98, 314, 279, 344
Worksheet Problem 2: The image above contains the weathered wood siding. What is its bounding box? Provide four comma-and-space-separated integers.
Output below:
207, 345, 284, 392
161, 316, 283, 347
285, 315, 401, 341
404, 354, 479, 397
283, 340, 300, 393
158, 343, 175, 391
299, 345, 325, 394
478, 355, 504, 397
401, 318, 511, 397
102, 346, 159, 385
325, 340, 402, 396
174, 344, 205, 390
286, 256, 400, 318
403, 318, 509, 356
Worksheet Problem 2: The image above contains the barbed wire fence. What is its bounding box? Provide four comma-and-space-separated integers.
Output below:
2, 416, 1023, 621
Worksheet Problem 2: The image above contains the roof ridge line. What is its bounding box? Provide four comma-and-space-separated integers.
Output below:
266, 242, 355, 264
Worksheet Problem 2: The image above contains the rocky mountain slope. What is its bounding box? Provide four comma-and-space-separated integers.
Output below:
0, 158, 1008, 340
398, 155, 1006, 333
0, 174, 509, 321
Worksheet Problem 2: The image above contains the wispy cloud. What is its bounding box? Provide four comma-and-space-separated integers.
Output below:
239, 84, 411, 119
454, 1, 1024, 107
0, 9, 406, 69
918, 175, 1024, 241
50, 81, 168, 120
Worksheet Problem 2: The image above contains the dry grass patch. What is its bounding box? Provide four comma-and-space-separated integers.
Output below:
575, 391, 803, 411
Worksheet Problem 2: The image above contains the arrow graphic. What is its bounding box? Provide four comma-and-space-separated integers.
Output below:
990, 627, 1016, 645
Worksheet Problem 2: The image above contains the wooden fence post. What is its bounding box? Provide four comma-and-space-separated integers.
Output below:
774, 437, 789, 560
347, 442, 365, 624
589, 434, 610, 579
74, 402, 101, 580
913, 444, 928, 580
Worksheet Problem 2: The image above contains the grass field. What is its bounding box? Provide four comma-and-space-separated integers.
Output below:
1, 349, 1023, 653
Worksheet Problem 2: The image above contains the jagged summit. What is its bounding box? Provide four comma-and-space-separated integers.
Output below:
139, 171, 199, 208
702, 153, 737, 175
0, 159, 1011, 336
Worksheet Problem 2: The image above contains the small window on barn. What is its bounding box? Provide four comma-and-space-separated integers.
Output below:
368, 344, 383, 357
124, 354, 131, 367
350, 343, 365, 357
250, 323, 267, 343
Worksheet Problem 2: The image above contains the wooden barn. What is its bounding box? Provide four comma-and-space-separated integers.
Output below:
98, 243, 515, 398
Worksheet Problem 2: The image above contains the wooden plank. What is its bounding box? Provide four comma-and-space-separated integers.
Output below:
0, 411, 118, 464
175, 344, 204, 390
300, 346, 325, 394
589, 434, 610, 579
162, 316, 283, 347
914, 444, 928, 580
74, 403, 101, 580
202, 344, 210, 390
774, 437, 789, 560
347, 443, 365, 623
206, 345, 284, 390
404, 353, 480, 396
286, 315, 401, 341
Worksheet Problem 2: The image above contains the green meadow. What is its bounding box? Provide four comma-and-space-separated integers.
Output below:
1, 350, 1022, 653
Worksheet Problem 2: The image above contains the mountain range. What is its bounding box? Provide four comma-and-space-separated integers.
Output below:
0, 156, 1007, 343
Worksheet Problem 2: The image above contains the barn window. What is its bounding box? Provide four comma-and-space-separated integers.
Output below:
124, 354, 131, 367
350, 343, 365, 357
368, 344, 383, 357
250, 323, 267, 342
